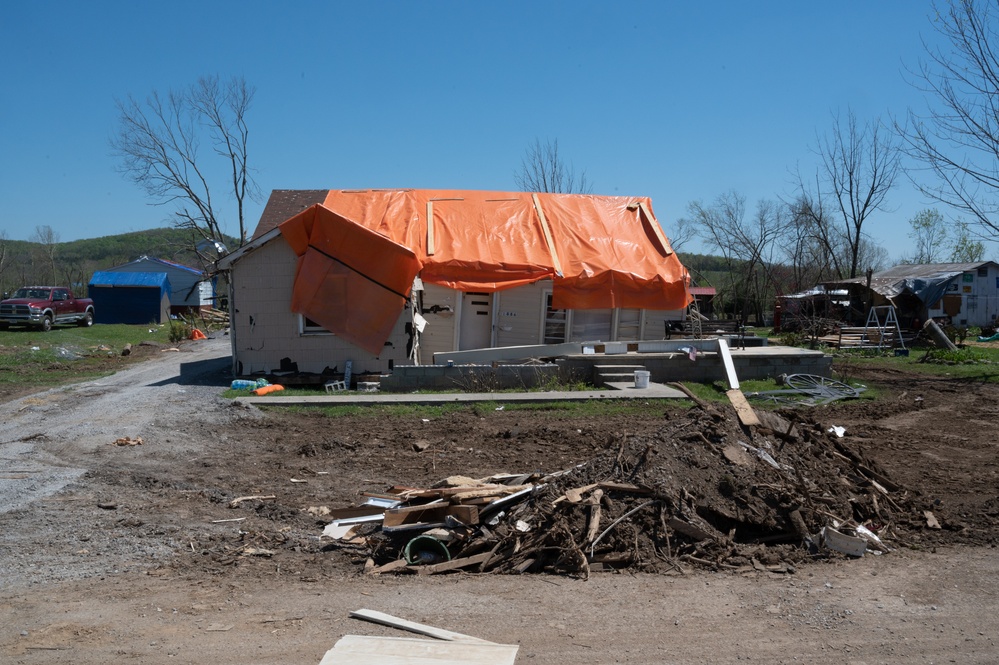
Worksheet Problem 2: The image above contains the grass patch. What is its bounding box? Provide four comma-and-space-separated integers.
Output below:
832, 345, 999, 383
0, 323, 175, 395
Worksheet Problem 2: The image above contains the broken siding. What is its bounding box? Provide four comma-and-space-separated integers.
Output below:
230, 238, 408, 376
418, 283, 458, 359
925, 264, 999, 327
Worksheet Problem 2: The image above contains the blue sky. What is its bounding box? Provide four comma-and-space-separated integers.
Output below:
2, 1, 994, 260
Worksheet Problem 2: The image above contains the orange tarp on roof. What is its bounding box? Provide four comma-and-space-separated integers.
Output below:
279, 189, 691, 353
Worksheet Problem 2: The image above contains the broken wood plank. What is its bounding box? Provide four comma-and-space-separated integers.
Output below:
365, 558, 411, 576
414, 551, 494, 576
726, 389, 761, 427
319, 634, 519, 665
349, 608, 495, 644
667, 516, 714, 542
596, 481, 652, 494
228, 494, 276, 508
585, 489, 604, 544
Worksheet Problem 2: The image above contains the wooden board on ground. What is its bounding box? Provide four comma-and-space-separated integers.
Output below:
348, 608, 494, 644
726, 389, 761, 427
319, 635, 519, 665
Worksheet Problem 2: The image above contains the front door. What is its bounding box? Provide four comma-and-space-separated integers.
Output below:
459, 292, 493, 350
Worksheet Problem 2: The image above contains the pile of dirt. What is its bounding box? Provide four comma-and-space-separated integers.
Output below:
301, 400, 921, 578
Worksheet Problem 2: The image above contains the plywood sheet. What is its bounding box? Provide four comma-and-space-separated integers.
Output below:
319, 635, 519, 665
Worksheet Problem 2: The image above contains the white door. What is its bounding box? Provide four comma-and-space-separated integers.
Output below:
459, 292, 493, 350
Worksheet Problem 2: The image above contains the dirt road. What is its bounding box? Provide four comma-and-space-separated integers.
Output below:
1, 338, 997, 663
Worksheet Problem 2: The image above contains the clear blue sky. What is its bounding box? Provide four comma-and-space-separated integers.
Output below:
2, 1, 994, 260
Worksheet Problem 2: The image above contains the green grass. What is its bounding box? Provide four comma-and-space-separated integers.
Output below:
830, 344, 999, 383
0, 323, 174, 393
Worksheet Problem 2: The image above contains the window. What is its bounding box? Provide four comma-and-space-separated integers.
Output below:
978, 267, 989, 277
299, 314, 335, 335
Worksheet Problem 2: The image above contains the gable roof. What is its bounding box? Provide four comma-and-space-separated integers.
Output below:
110, 255, 204, 276
253, 190, 328, 239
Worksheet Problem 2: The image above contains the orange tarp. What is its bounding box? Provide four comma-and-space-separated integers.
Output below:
280, 205, 422, 354
279, 189, 691, 353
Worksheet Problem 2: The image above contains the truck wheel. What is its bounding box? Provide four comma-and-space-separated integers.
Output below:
77, 311, 94, 327
40, 315, 53, 332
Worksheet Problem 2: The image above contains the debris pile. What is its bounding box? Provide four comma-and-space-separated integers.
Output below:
322, 405, 916, 577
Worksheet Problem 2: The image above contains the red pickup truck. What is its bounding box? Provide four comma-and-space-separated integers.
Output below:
0, 286, 95, 331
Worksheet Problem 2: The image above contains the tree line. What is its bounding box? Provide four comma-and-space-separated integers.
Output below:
0, 226, 225, 298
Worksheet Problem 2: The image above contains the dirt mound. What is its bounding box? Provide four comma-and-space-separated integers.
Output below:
314, 401, 921, 578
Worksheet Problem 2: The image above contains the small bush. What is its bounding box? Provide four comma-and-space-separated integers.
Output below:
168, 320, 192, 343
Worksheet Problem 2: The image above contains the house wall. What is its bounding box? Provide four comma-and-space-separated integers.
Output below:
416, 283, 458, 362
925, 265, 999, 328
495, 281, 547, 347
642, 309, 685, 340
226, 237, 695, 376
228, 238, 409, 377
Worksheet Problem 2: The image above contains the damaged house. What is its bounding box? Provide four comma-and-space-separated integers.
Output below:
216, 189, 692, 379
821, 261, 999, 329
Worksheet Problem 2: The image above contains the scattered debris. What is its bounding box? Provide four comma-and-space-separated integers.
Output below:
314, 405, 915, 577
745, 374, 866, 406
229, 494, 277, 508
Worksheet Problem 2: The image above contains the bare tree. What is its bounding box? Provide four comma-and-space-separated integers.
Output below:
666, 215, 697, 254
29, 225, 60, 285
110, 75, 259, 252
796, 109, 900, 279
683, 192, 790, 322
515, 138, 592, 194
897, 0, 999, 240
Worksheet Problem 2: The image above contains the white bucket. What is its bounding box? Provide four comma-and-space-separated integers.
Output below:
634, 370, 650, 389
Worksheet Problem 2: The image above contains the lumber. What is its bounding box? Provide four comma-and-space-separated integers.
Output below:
716, 338, 739, 390
414, 551, 494, 576
319, 634, 519, 665
228, 494, 276, 508
726, 389, 761, 427
349, 608, 495, 644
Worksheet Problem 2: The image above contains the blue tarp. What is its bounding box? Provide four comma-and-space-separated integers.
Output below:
88, 271, 172, 324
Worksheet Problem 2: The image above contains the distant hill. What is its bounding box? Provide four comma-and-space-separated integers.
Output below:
0, 228, 238, 295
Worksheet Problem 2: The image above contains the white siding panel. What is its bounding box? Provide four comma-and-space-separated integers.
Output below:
495, 281, 548, 347
419, 284, 458, 359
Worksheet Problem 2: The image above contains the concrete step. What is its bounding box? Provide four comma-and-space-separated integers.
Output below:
592, 364, 648, 372
594, 364, 649, 387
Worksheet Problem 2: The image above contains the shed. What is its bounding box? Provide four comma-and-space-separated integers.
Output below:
105, 256, 214, 313
88, 271, 172, 324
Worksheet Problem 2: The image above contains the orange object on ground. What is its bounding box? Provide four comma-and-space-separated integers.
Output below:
277, 189, 692, 354
252, 384, 285, 396
189, 328, 207, 340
